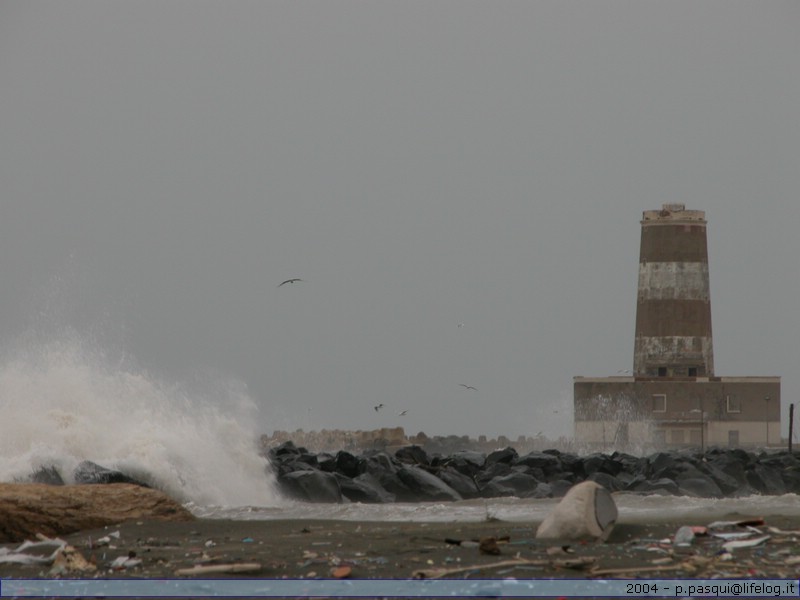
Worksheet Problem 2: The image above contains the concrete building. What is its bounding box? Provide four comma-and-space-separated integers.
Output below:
574, 204, 780, 449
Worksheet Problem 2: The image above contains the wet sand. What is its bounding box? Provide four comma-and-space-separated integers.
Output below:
2, 514, 799, 585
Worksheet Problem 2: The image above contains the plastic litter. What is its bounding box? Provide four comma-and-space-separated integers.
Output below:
0, 537, 67, 565
110, 554, 143, 570
722, 534, 770, 552
673, 526, 695, 546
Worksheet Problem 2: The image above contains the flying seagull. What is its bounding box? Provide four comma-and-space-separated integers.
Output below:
459, 384, 477, 391
278, 278, 304, 287
398, 410, 408, 416
374, 403, 385, 412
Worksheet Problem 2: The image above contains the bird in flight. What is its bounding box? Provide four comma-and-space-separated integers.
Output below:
278, 278, 304, 287
374, 403, 385, 412
398, 410, 408, 416
459, 384, 477, 391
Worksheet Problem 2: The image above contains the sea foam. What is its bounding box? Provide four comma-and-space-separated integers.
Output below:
0, 334, 279, 507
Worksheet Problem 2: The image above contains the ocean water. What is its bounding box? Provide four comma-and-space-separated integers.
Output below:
0, 335, 279, 507
192, 493, 800, 526
2, 336, 798, 526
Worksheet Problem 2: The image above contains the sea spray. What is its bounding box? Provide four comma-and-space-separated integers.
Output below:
0, 335, 281, 507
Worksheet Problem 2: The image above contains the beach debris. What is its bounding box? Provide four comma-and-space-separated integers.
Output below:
414, 558, 547, 579
552, 556, 596, 570
109, 551, 142, 570
175, 562, 263, 576
0, 535, 67, 565
444, 534, 509, 547
767, 526, 800, 536
710, 530, 758, 541
536, 481, 617, 542
590, 562, 690, 577
673, 526, 695, 546
90, 530, 121, 548
331, 565, 352, 578
412, 555, 595, 579
708, 518, 765, 530
478, 537, 501, 555
49, 545, 97, 575
546, 545, 575, 556
722, 534, 771, 552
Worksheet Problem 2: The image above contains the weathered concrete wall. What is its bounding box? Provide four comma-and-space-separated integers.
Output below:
574, 377, 781, 449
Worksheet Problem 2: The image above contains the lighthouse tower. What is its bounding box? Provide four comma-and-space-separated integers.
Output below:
633, 204, 714, 377
575, 203, 779, 449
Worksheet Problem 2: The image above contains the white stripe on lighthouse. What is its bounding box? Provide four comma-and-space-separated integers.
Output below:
637, 262, 710, 301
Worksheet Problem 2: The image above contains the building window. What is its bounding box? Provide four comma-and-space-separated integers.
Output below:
671, 429, 685, 444
726, 395, 741, 413
652, 394, 666, 412
728, 430, 739, 447
658, 367, 667, 377
688, 367, 697, 377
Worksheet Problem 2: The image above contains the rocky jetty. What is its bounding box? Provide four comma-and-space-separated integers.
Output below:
266, 442, 800, 503
0, 483, 195, 543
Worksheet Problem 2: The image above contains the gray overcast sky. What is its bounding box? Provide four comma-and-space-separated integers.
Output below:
1, 1, 798, 440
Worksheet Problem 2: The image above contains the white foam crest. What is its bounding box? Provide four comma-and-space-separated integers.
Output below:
0, 336, 279, 507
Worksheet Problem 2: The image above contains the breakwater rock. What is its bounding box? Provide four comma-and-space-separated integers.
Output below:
266, 442, 800, 503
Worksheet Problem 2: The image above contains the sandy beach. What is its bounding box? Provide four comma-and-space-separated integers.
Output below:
2, 513, 800, 585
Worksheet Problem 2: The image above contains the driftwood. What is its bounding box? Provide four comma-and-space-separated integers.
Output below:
589, 563, 690, 577
175, 563, 263, 576
413, 556, 595, 579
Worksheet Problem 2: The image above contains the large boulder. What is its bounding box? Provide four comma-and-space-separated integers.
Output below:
746, 464, 787, 495
629, 476, 680, 496
0, 483, 194, 543
582, 453, 623, 477
334, 451, 361, 478
72, 461, 151, 487
481, 472, 540, 498
395, 445, 429, 466
697, 462, 742, 495
513, 452, 562, 476
677, 476, 724, 498
485, 447, 518, 466
278, 470, 343, 503
358, 452, 415, 499
445, 451, 486, 477
435, 467, 480, 499
29, 466, 65, 486
396, 466, 462, 501
536, 481, 618, 542
474, 462, 513, 487
586, 472, 625, 493
334, 473, 395, 503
